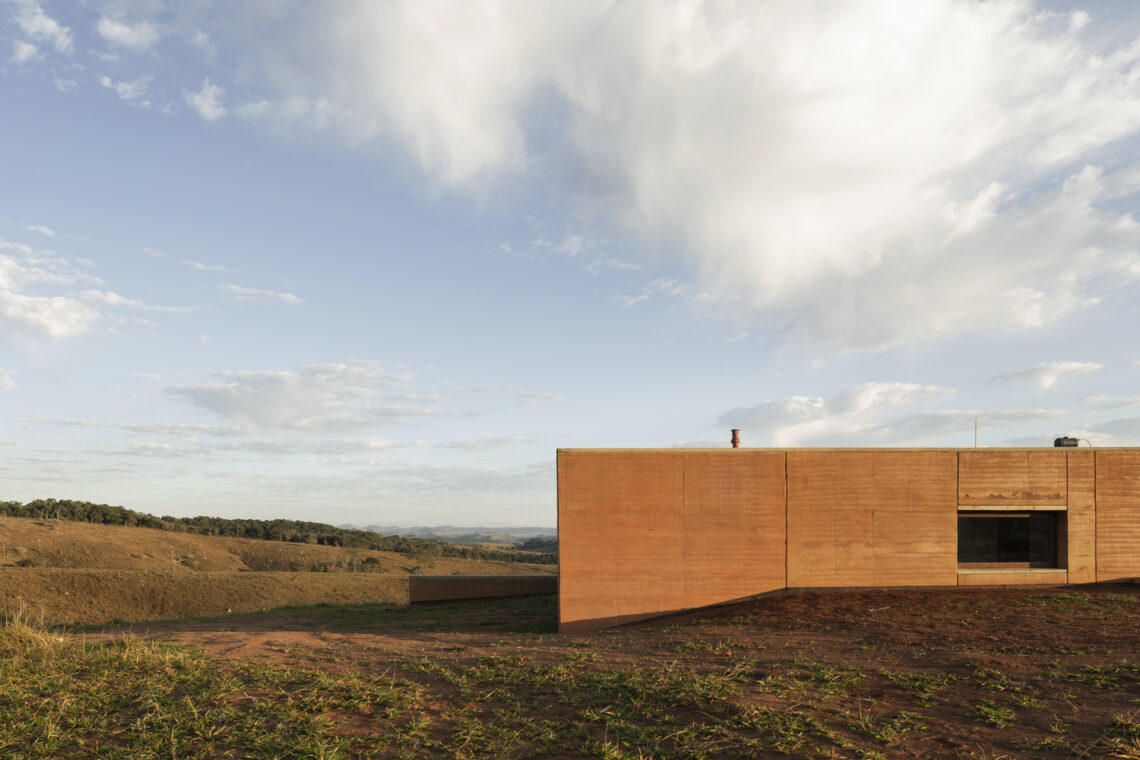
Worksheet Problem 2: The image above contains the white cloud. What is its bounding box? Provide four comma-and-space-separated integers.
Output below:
24, 224, 54, 237
53, 78, 77, 93
0, 242, 101, 337
0, 291, 98, 337
0, 237, 195, 338
236, 99, 271, 120
190, 28, 211, 53
78, 289, 200, 314
588, 258, 641, 274
95, 17, 161, 52
437, 434, 549, 451
10, 39, 37, 62
513, 232, 641, 275
223, 284, 301, 304
141, 247, 165, 257
199, 1, 1140, 351
22, 412, 420, 460
386, 390, 451, 402
1085, 416, 1140, 445
21, 414, 243, 439
859, 409, 1069, 447
84, 437, 408, 459
217, 437, 407, 456
0, 369, 14, 391
461, 384, 562, 401
98, 74, 153, 102
85, 442, 212, 459
611, 278, 689, 308
719, 382, 959, 446
9, 0, 72, 55
1083, 394, 1140, 410
183, 259, 237, 273
164, 361, 429, 432
989, 361, 1103, 389
183, 78, 226, 121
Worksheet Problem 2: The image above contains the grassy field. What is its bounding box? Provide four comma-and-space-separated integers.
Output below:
0, 517, 554, 625
2, 585, 1139, 759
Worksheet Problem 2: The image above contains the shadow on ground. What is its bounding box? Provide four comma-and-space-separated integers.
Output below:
80, 594, 558, 637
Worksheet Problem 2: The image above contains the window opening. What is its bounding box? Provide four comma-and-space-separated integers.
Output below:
957, 512, 1058, 568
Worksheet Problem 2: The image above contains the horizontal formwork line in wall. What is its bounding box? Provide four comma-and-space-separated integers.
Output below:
959, 504, 1067, 511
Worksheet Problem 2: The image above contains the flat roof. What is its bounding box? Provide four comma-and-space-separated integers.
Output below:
557, 447, 1130, 453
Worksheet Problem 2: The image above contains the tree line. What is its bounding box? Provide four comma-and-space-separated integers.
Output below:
0, 499, 557, 565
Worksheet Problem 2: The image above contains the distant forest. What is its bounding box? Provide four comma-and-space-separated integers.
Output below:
0, 499, 556, 565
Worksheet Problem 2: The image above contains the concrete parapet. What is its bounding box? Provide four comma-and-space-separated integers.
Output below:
409, 574, 557, 603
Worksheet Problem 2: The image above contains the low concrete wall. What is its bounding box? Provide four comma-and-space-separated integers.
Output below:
409, 574, 558, 603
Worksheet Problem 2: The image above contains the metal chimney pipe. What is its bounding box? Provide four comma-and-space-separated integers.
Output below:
730, 429, 741, 448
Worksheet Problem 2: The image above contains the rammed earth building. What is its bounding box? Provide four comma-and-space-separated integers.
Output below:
556, 447, 1140, 632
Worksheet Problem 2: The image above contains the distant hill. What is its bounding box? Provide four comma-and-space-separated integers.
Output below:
348, 525, 556, 538
0, 499, 555, 565
0, 515, 555, 625
341, 524, 557, 550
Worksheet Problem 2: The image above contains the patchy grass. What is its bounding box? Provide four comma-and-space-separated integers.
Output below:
0, 609, 422, 759
1027, 592, 1139, 611
4, 585, 1140, 758
880, 669, 958, 704
964, 700, 1020, 729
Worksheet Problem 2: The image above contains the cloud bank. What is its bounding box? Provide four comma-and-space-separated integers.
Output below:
9, 1, 1139, 351
989, 361, 1103, 389
164, 361, 428, 432
719, 382, 959, 446
197, 0, 1140, 351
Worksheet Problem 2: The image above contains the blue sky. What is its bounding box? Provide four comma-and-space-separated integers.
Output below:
3, 0, 1140, 527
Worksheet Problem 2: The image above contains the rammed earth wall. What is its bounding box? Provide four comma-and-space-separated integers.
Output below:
557, 448, 1140, 633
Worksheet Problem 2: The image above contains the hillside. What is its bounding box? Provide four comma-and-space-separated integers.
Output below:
0, 517, 555, 625
0, 516, 521, 574
0, 499, 557, 565
352, 524, 557, 548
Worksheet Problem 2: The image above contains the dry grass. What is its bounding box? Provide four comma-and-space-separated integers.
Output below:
0, 516, 553, 576
0, 517, 553, 625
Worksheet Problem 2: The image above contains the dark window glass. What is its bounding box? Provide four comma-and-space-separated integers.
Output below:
957, 513, 1056, 567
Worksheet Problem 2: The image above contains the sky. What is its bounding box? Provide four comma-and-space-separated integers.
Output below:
3, 0, 1140, 528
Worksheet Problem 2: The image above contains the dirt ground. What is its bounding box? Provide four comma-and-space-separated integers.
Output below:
95, 583, 1140, 759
